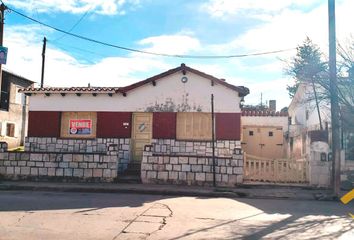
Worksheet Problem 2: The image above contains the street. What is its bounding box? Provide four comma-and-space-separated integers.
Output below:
0, 190, 353, 240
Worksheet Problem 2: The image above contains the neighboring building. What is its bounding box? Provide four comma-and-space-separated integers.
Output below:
241, 107, 289, 159
288, 83, 331, 159
0, 70, 35, 148
14, 64, 249, 185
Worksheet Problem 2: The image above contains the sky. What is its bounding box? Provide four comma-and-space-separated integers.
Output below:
2, 0, 354, 110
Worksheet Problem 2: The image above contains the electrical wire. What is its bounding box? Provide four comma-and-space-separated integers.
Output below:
51, 7, 92, 43
6, 5, 296, 59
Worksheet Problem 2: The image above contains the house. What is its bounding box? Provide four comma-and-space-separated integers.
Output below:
0, 64, 249, 185
241, 106, 289, 159
0, 70, 34, 148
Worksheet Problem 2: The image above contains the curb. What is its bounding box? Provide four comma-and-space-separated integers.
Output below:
0, 182, 325, 201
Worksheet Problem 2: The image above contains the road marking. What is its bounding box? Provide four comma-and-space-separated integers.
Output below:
340, 189, 354, 204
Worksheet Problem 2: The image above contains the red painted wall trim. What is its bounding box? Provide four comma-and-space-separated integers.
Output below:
28, 111, 61, 137
96, 112, 132, 138
153, 112, 176, 139
215, 113, 241, 140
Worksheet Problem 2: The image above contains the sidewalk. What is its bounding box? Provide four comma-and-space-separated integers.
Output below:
0, 180, 337, 201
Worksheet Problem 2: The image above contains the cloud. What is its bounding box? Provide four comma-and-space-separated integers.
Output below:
138, 34, 201, 55
202, 0, 322, 19
3, 24, 170, 88
4, 0, 141, 15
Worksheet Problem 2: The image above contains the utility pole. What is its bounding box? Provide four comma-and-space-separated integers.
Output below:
0, 3, 6, 97
328, 0, 341, 197
41, 37, 47, 88
211, 94, 216, 187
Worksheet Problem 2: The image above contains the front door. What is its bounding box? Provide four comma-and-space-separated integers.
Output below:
131, 113, 153, 162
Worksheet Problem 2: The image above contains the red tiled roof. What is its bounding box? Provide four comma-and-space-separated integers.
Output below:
19, 64, 250, 96
19, 87, 119, 93
242, 110, 288, 117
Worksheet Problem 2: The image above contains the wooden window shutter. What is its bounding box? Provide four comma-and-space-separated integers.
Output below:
177, 112, 212, 140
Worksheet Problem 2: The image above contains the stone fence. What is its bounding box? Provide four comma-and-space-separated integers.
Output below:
25, 137, 131, 172
0, 142, 119, 182
141, 140, 244, 186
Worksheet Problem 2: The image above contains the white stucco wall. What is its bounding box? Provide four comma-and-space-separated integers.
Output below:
288, 84, 331, 131
241, 116, 288, 129
28, 72, 242, 113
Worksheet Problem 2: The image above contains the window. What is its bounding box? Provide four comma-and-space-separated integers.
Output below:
0, 74, 10, 111
269, 131, 273, 137
6, 123, 15, 137
249, 131, 254, 136
176, 112, 212, 140
60, 112, 97, 138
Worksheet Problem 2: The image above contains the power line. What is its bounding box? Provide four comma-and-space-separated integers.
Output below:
6, 5, 296, 59
51, 7, 92, 43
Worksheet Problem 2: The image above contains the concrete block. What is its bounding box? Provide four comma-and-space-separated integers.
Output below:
179, 157, 188, 164
206, 173, 214, 181
147, 171, 157, 179
103, 169, 112, 178
187, 172, 195, 181
14, 167, 21, 175
27, 161, 35, 167
0, 166, 6, 174
203, 165, 211, 173
18, 161, 27, 166
48, 168, 56, 176
169, 171, 178, 180
93, 169, 103, 177
173, 164, 181, 171
170, 157, 179, 164
237, 175, 243, 183
189, 157, 197, 164
35, 162, 44, 167
73, 169, 84, 177
197, 158, 205, 165
79, 162, 88, 169
191, 165, 202, 172
84, 169, 93, 178
88, 162, 97, 169
227, 167, 233, 175
38, 168, 48, 176
69, 162, 79, 168
165, 164, 173, 171
56, 168, 64, 176
30, 168, 38, 176
141, 163, 152, 171
63, 154, 73, 162
195, 172, 206, 181
233, 167, 243, 175
178, 172, 187, 181
222, 174, 229, 182
157, 171, 168, 180
44, 162, 58, 168
84, 155, 94, 162
73, 155, 84, 162
220, 166, 227, 174
4, 161, 10, 166
64, 168, 72, 177
20, 167, 30, 175
181, 164, 191, 172
94, 155, 100, 162
31, 154, 43, 161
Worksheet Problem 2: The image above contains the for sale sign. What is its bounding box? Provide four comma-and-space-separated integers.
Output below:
69, 119, 92, 135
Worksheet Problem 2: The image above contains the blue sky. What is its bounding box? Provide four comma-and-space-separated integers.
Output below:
2, 0, 354, 110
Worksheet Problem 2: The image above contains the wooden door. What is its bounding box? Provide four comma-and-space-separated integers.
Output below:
131, 113, 153, 162
242, 126, 261, 156
260, 127, 284, 159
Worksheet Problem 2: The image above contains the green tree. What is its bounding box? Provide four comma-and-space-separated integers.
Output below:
285, 37, 327, 129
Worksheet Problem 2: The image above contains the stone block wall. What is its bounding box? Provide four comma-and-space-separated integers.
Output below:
25, 137, 131, 173
141, 140, 244, 186
0, 142, 118, 182
151, 139, 240, 157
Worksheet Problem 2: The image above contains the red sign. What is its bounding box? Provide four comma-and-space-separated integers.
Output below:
69, 119, 92, 135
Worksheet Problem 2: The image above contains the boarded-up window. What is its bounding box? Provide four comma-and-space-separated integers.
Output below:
176, 112, 212, 140
6, 123, 15, 137
60, 112, 97, 138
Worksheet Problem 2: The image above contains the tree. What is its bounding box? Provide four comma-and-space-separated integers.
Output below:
285, 37, 327, 129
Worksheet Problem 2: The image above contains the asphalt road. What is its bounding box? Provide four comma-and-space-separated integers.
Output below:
0, 190, 353, 240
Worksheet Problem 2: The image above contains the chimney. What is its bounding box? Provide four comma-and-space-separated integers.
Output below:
269, 100, 276, 112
